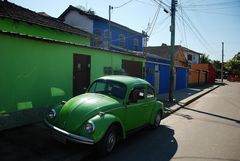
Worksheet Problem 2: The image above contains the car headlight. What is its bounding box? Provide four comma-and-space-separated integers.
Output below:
47, 109, 56, 119
84, 121, 95, 133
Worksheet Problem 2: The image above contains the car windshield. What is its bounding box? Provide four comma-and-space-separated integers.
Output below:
87, 79, 127, 100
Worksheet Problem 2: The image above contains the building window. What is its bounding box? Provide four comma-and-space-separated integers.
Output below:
119, 34, 125, 48
187, 54, 192, 61
134, 38, 139, 50
193, 55, 196, 60
104, 29, 111, 39
93, 29, 101, 47
103, 29, 112, 48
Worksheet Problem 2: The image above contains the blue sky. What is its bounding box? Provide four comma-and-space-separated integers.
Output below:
8, 0, 240, 61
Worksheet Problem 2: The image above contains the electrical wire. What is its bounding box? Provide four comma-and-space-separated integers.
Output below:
151, 0, 171, 10
183, 10, 240, 17
151, 0, 170, 8
148, 5, 161, 36
113, 0, 134, 9
181, 0, 240, 10
146, 0, 171, 37
178, 3, 188, 47
176, 8, 217, 55
150, 14, 170, 37
134, 0, 157, 7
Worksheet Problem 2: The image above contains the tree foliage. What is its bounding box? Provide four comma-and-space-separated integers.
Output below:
225, 52, 240, 74
212, 60, 221, 70
200, 54, 211, 63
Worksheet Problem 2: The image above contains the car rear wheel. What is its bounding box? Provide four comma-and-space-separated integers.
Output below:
97, 126, 118, 156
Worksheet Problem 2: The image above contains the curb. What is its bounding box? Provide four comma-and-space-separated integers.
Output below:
163, 85, 220, 117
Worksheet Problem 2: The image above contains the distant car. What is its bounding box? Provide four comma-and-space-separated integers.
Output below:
44, 75, 164, 155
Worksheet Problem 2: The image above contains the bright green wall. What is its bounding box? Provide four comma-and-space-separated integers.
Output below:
0, 18, 90, 46
0, 33, 144, 113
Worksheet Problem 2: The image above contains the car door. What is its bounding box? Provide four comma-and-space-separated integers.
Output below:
125, 86, 147, 131
143, 85, 156, 123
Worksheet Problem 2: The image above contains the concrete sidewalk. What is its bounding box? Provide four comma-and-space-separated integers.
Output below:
157, 83, 220, 115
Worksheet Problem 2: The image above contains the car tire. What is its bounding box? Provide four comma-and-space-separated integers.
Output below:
97, 126, 118, 156
152, 111, 162, 128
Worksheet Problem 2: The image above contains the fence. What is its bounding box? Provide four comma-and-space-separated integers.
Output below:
188, 69, 208, 86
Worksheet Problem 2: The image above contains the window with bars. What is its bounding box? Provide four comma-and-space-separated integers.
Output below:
119, 34, 125, 48
134, 38, 139, 50
188, 54, 192, 61
104, 29, 111, 40
93, 29, 101, 47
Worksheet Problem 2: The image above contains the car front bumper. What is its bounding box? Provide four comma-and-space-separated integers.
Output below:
44, 119, 94, 145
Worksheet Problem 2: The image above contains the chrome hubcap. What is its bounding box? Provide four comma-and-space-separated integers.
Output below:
106, 132, 116, 152
155, 114, 161, 126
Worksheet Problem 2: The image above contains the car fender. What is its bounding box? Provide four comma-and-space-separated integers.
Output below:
150, 101, 164, 125
88, 113, 126, 143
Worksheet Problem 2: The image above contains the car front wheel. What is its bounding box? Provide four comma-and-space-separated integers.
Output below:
152, 111, 162, 128
97, 126, 117, 156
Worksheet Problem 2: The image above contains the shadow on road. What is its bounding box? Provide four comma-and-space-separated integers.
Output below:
86, 125, 177, 161
0, 123, 94, 161
0, 124, 177, 161
182, 106, 240, 124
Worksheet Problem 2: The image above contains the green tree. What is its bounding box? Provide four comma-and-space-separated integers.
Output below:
212, 60, 221, 70
200, 54, 211, 63
225, 52, 240, 74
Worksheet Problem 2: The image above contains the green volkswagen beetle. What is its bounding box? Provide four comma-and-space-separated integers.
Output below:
44, 75, 164, 155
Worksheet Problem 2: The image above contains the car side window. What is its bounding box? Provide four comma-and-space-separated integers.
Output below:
146, 86, 155, 99
128, 87, 145, 103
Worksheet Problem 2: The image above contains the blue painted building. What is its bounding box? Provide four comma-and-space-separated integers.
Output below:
146, 54, 188, 94
59, 5, 146, 53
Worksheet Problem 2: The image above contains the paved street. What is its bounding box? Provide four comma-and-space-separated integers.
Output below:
1, 81, 239, 161
89, 81, 240, 161
163, 81, 240, 161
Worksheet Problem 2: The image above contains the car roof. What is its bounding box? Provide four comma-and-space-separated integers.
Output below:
97, 75, 151, 87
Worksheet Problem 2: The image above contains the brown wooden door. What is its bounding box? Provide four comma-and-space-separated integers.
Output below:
73, 54, 91, 96
122, 60, 143, 78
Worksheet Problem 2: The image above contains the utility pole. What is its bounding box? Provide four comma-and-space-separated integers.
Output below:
221, 42, 224, 83
108, 5, 113, 49
169, 0, 177, 102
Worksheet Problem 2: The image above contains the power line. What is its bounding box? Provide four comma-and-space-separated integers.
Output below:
148, 5, 161, 36
181, 0, 240, 10
149, 15, 170, 37
176, 5, 188, 47
134, 0, 157, 6
151, 0, 171, 10
176, 7, 217, 55
113, 0, 134, 9
183, 9, 240, 17
156, 0, 171, 9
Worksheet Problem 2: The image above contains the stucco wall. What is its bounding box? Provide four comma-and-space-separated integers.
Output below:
184, 52, 200, 64
0, 32, 144, 114
93, 18, 143, 51
0, 32, 144, 130
63, 10, 93, 34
